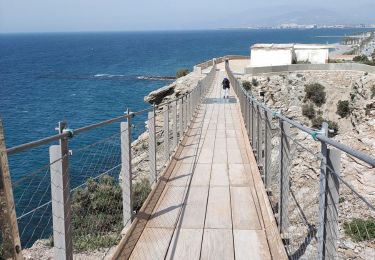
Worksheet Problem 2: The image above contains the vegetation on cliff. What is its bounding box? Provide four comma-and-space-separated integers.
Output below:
67, 175, 151, 251
176, 68, 189, 78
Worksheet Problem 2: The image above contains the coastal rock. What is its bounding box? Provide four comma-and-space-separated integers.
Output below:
241, 70, 375, 259
144, 73, 204, 105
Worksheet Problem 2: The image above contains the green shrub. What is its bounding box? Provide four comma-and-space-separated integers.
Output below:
337, 100, 350, 118
133, 178, 151, 212
344, 218, 375, 242
353, 55, 375, 66
304, 83, 326, 106
312, 116, 324, 128
328, 120, 339, 137
176, 68, 189, 78
252, 78, 259, 87
311, 117, 338, 137
302, 103, 316, 119
371, 85, 375, 99
372, 50, 375, 62
242, 81, 252, 91
71, 175, 123, 251
353, 55, 370, 63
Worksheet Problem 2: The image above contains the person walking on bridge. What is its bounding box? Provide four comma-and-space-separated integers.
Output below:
222, 77, 230, 99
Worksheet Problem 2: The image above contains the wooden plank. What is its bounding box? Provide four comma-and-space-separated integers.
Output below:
167, 163, 193, 187
112, 116, 197, 259
179, 186, 208, 229
175, 148, 197, 164
129, 227, 174, 260
226, 137, 238, 149
166, 228, 203, 260
233, 230, 271, 260
146, 186, 186, 228
210, 164, 229, 186
197, 148, 213, 164
205, 186, 232, 229
191, 163, 211, 186
227, 148, 243, 164
236, 104, 288, 260
212, 148, 227, 164
231, 187, 261, 230
228, 164, 248, 186
200, 229, 234, 260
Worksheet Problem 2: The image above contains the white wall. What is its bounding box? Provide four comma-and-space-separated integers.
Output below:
294, 49, 329, 64
251, 49, 293, 67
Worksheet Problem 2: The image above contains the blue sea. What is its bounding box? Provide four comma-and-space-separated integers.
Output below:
0, 28, 371, 247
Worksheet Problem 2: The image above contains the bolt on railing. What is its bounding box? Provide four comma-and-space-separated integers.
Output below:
225, 61, 375, 260
0, 62, 216, 259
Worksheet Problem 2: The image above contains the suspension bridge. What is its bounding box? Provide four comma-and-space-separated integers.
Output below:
1, 57, 374, 260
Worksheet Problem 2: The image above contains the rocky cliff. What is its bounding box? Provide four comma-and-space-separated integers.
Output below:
240, 70, 375, 259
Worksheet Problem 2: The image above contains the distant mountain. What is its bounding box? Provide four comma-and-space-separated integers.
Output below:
220, 5, 375, 28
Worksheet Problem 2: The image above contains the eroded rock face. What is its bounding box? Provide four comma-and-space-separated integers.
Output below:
240, 71, 375, 259
144, 73, 204, 105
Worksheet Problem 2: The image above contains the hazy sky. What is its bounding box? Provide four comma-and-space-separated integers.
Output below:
0, 0, 373, 33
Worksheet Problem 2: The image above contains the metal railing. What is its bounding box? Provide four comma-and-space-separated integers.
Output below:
225, 60, 375, 259
0, 63, 216, 259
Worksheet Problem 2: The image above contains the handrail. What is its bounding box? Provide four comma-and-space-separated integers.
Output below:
225, 62, 375, 168
5, 74, 205, 156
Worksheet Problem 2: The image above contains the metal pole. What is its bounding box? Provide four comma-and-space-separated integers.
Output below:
179, 99, 183, 142
0, 120, 23, 260
120, 110, 132, 226
163, 105, 170, 162
257, 104, 261, 163
50, 121, 73, 260
252, 100, 256, 150
173, 100, 178, 150
148, 108, 157, 182
278, 119, 290, 235
183, 96, 188, 131
318, 123, 341, 259
264, 110, 272, 189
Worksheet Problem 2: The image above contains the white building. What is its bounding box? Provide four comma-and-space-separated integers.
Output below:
251, 44, 294, 67
250, 44, 332, 67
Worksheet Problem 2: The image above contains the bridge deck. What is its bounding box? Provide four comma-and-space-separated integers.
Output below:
114, 70, 286, 260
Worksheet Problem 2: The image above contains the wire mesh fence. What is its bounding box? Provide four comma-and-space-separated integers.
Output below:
226, 60, 375, 260
0, 63, 214, 259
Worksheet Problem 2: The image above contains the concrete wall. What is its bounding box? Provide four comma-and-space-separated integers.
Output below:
251, 49, 293, 67
295, 49, 329, 64
244, 63, 375, 75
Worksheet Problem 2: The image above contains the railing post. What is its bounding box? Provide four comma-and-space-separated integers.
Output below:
148, 107, 157, 183
249, 99, 253, 143
179, 98, 184, 142
278, 119, 290, 235
183, 96, 188, 131
257, 104, 261, 163
318, 123, 341, 260
188, 93, 191, 125
173, 100, 178, 150
0, 120, 23, 260
120, 110, 132, 227
50, 121, 73, 260
252, 100, 256, 150
163, 105, 170, 162
264, 110, 272, 189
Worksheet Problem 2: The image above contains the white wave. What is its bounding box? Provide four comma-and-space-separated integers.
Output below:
94, 74, 125, 78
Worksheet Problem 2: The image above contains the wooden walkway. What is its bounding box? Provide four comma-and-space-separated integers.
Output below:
113, 70, 286, 260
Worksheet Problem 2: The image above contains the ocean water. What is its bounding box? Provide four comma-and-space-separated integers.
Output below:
0, 28, 370, 247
